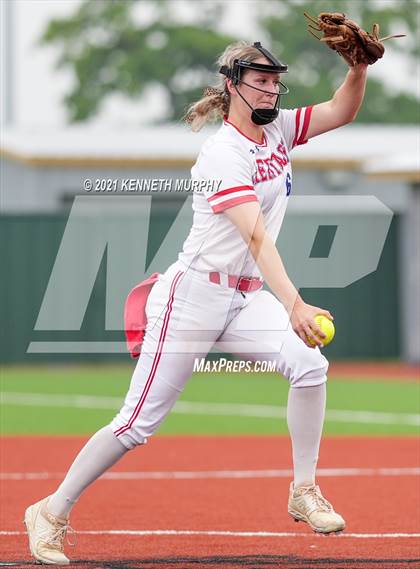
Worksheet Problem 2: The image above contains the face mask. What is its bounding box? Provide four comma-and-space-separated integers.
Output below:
234, 78, 289, 125
219, 42, 289, 125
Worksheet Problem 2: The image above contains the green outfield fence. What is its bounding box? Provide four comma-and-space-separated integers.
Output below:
0, 214, 399, 363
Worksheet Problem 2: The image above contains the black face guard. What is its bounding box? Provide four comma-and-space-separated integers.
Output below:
220, 42, 289, 125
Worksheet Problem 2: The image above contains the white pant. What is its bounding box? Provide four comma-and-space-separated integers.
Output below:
111, 261, 328, 449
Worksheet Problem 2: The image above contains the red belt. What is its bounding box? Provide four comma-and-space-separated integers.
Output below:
209, 271, 263, 293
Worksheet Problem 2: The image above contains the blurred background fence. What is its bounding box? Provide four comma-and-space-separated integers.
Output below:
0, 211, 400, 363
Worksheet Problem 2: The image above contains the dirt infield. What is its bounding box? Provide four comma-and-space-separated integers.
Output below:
329, 362, 420, 381
1, 436, 419, 568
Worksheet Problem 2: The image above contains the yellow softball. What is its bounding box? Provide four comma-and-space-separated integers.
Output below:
308, 314, 335, 347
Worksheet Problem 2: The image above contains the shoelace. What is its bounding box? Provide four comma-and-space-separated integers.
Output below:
46, 523, 77, 548
301, 486, 332, 512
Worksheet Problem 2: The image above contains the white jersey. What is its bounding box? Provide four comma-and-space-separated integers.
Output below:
178, 106, 313, 278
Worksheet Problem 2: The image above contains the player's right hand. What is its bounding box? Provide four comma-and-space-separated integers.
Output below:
290, 300, 334, 348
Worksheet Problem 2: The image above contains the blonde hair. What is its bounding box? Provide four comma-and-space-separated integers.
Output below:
185, 41, 266, 131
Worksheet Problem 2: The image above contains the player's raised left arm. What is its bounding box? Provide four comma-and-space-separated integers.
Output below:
305, 63, 368, 139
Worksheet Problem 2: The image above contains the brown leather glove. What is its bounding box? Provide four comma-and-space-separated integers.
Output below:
304, 12, 405, 66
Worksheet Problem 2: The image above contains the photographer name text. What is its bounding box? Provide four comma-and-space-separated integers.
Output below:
83, 178, 222, 193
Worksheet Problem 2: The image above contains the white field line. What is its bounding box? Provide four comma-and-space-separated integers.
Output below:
1, 467, 419, 481
0, 529, 419, 539
1, 392, 419, 426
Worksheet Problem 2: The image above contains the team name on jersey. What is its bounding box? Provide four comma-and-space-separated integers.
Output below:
252, 141, 290, 185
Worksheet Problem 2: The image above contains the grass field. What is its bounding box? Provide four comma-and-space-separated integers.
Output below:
1, 364, 419, 566
1, 364, 419, 436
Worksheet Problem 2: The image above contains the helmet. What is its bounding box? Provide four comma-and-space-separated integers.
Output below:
220, 42, 289, 125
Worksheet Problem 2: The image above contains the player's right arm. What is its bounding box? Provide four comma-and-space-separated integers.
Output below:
224, 201, 331, 348
198, 141, 330, 346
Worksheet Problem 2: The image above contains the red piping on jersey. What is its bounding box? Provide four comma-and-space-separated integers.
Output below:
292, 108, 302, 148
207, 185, 254, 202
114, 270, 183, 438
211, 193, 258, 213
296, 105, 313, 145
223, 116, 267, 146
292, 106, 313, 147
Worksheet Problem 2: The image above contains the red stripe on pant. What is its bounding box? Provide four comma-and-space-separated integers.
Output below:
114, 270, 184, 438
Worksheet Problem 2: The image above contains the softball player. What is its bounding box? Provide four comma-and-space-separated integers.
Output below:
25, 41, 368, 564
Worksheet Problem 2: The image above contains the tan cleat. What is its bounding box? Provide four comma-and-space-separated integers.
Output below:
288, 482, 346, 534
24, 496, 74, 564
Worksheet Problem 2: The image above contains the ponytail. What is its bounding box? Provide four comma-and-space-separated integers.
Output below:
185, 87, 229, 132
184, 41, 263, 131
